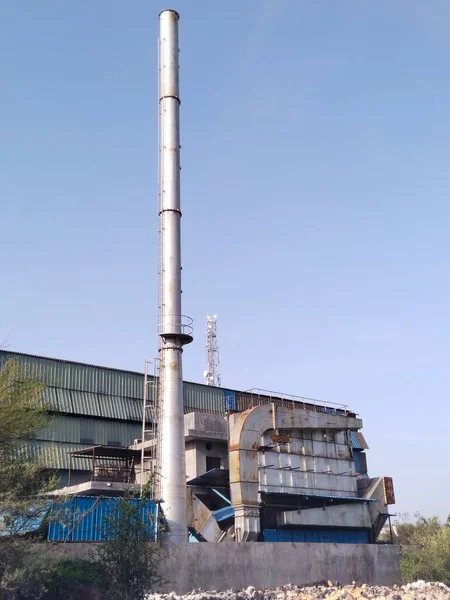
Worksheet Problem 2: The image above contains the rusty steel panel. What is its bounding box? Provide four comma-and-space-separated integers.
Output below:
270, 434, 290, 444
383, 477, 395, 505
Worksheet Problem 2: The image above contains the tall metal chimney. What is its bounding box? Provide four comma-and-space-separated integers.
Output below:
158, 10, 192, 544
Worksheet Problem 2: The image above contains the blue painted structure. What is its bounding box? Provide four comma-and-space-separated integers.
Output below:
224, 390, 236, 411
47, 496, 159, 542
354, 450, 362, 473
214, 506, 235, 523
264, 528, 369, 544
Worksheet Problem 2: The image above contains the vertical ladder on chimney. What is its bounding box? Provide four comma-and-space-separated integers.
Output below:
140, 359, 160, 498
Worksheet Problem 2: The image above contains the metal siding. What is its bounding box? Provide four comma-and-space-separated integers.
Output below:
350, 431, 369, 450
66, 391, 100, 417
41, 387, 60, 411
223, 390, 236, 411
354, 450, 361, 473
27, 440, 93, 470
94, 420, 141, 446
36, 417, 80, 443
350, 431, 362, 450
35, 417, 141, 447
47, 497, 158, 542
213, 506, 235, 522
0, 351, 146, 399
97, 395, 141, 421
183, 382, 224, 413
358, 452, 367, 474
356, 432, 369, 450
263, 528, 369, 544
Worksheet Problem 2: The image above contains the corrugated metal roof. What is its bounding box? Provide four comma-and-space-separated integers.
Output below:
2, 351, 357, 453
0, 351, 146, 399
350, 431, 369, 450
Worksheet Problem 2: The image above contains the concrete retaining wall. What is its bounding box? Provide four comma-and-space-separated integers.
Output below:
40, 542, 400, 594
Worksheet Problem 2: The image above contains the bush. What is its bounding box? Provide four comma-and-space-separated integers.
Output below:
5, 558, 108, 600
395, 514, 450, 584
94, 493, 166, 600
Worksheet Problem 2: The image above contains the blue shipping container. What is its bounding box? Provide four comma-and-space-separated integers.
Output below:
263, 528, 369, 544
47, 496, 159, 542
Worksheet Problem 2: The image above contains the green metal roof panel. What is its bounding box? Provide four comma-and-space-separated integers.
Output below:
1, 351, 234, 419
0, 351, 146, 398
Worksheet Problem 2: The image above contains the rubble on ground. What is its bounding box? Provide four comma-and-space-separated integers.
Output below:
146, 581, 450, 600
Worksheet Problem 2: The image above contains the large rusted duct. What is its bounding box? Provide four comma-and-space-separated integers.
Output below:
228, 404, 363, 542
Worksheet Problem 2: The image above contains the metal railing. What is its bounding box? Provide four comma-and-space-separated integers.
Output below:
157, 314, 193, 338
242, 388, 350, 416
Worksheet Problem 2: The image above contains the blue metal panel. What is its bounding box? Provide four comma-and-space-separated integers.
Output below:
214, 506, 235, 523
305, 530, 319, 543
211, 488, 231, 505
262, 491, 376, 502
350, 431, 362, 449
354, 449, 361, 473
224, 390, 236, 411
350, 431, 369, 450
47, 496, 158, 542
263, 528, 369, 544
292, 530, 306, 543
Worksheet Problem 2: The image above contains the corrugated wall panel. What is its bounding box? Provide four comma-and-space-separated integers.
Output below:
41, 387, 60, 411
47, 497, 158, 542
184, 382, 224, 413
70, 391, 102, 417
27, 440, 93, 470
263, 528, 369, 544
35, 416, 142, 447
93, 420, 141, 446
36, 417, 81, 443
3, 351, 242, 417
350, 431, 369, 450
97, 395, 141, 421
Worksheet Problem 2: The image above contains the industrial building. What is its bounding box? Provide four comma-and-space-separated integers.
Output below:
0, 10, 395, 553
0, 349, 395, 544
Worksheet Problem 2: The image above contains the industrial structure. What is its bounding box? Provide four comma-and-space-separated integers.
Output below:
0, 10, 395, 548
157, 9, 192, 544
0, 349, 395, 544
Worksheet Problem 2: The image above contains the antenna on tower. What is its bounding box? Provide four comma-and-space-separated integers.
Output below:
204, 314, 221, 387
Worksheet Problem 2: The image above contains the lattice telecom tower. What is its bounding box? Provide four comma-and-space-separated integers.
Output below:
203, 315, 221, 387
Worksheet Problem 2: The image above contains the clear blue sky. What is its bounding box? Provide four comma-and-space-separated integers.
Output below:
2, 1, 450, 520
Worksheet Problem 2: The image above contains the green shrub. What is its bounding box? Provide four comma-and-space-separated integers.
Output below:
18, 558, 108, 600
396, 515, 450, 584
